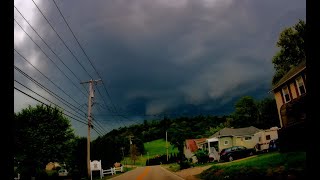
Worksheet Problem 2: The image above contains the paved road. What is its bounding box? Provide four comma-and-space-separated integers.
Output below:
109, 165, 184, 180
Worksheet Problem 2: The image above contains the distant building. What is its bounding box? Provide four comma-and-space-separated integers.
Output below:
210, 126, 262, 152
209, 126, 279, 154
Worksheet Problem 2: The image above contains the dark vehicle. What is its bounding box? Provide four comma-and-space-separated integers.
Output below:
268, 139, 279, 151
219, 146, 255, 162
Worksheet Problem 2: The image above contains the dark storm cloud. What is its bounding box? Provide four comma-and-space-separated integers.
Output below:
14, 0, 305, 137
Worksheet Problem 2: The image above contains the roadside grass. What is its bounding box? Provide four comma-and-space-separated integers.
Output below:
199, 151, 306, 180
121, 139, 178, 166
162, 163, 180, 172
162, 161, 218, 172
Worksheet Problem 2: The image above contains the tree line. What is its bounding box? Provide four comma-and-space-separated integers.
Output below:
13, 95, 280, 178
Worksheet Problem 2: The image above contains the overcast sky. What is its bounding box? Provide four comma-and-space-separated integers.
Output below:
14, 0, 305, 139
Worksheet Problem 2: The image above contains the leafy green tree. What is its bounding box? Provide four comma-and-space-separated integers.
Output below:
256, 98, 280, 129
14, 104, 75, 178
204, 123, 225, 137
68, 137, 87, 178
91, 136, 124, 168
272, 19, 306, 85
231, 96, 259, 128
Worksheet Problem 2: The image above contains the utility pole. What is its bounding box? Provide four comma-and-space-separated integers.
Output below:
166, 131, 168, 162
121, 147, 125, 159
127, 135, 134, 164
81, 79, 102, 179
121, 147, 125, 167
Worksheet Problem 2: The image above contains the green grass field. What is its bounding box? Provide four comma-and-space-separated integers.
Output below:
144, 139, 179, 157
121, 139, 179, 166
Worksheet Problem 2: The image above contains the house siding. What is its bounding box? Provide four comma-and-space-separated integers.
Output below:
289, 83, 298, 99
218, 137, 233, 152
274, 91, 284, 127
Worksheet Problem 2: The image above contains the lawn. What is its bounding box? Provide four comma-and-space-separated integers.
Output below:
121, 139, 178, 166
199, 151, 306, 180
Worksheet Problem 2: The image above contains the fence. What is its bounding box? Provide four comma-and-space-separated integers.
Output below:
102, 166, 123, 177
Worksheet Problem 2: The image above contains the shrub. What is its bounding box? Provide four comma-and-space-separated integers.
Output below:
194, 149, 209, 164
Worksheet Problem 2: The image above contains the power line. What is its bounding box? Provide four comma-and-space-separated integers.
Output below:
30, 0, 94, 80
14, 48, 83, 107
14, 6, 89, 95
14, 65, 108, 135
14, 86, 85, 124
92, 117, 110, 133
52, 0, 131, 127
14, 18, 88, 98
14, 66, 88, 122
14, 86, 103, 136
28, 0, 117, 134
14, 80, 88, 124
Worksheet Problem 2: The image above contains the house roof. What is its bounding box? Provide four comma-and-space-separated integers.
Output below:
211, 126, 261, 138
185, 139, 198, 153
185, 138, 207, 152
194, 138, 207, 144
271, 60, 306, 92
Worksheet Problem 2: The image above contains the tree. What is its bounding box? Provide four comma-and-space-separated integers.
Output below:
272, 19, 306, 85
167, 121, 190, 159
130, 144, 139, 165
256, 97, 280, 129
231, 96, 259, 128
14, 104, 75, 178
68, 137, 87, 178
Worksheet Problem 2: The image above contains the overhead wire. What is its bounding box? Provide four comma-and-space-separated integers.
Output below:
14, 1, 111, 136
14, 85, 104, 137
30, 0, 94, 80
14, 49, 83, 107
14, 6, 89, 96
52, 0, 132, 127
14, 18, 88, 98
32, 0, 123, 131
14, 65, 108, 135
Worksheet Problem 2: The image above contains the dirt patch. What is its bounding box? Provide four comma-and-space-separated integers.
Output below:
173, 165, 212, 180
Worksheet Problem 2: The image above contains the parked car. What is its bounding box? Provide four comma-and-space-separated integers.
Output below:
58, 169, 68, 176
219, 146, 255, 162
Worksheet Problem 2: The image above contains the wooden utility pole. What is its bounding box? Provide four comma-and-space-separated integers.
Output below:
166, 131, 168, 162
81, 79, 101, 179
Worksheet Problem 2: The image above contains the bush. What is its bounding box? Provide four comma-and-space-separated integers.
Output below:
194, 149, 209, 164
179, 160, 191, 170
35, 169, 49, 180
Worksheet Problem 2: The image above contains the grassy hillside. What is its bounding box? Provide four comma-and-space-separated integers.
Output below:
121, 139, 178, 166
199, 151, 306, 180
144, 139, 179, 158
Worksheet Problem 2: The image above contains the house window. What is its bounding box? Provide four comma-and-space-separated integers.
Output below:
259, 137, 262, 142
224, 140, 229, 145
266, 135, 271, 140
282, 86, 291, 103
244, 137, 252, 141
296, 76, 306, 95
